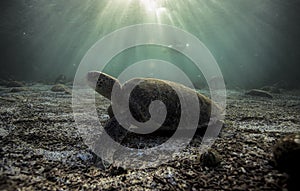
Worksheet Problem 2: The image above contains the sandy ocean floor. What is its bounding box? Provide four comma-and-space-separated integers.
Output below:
0, 83, 299, 190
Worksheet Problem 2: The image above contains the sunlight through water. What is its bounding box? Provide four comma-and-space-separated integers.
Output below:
3, 0, 296, 88
138, 0, 170, 23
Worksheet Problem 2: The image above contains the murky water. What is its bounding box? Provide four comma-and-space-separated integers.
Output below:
0, 0, 299, 88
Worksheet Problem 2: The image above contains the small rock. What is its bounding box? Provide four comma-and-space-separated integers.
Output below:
10, 87, 29, 93
51, 84, 66, 92
200, 149, 221, 168
51, 84, 71, 94
273, 133, 300, 174
245, 89, 273, 98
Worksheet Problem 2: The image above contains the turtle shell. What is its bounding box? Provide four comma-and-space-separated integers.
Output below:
110, 78, 217, 132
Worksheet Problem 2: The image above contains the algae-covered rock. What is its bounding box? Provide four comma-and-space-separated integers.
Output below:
245, 89, 273, 98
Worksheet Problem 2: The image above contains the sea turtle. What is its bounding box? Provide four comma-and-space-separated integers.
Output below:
86, 71, 222, 139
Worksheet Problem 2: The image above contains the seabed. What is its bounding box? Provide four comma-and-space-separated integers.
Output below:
0, 83, 299, 190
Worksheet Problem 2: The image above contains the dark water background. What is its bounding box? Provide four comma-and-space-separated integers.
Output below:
0, 0, 299, 89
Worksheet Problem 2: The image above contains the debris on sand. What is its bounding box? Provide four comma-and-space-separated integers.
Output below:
245, 89, 273, 98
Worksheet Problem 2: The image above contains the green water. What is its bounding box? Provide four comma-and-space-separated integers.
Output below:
0, 0, 299, 88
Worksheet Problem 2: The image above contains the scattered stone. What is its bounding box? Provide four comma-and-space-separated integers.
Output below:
245, 89, 273, 98
51, 84, 71, 94
273, 133, 300, 174
6, 81, 25, 87
200, 149, 221, 168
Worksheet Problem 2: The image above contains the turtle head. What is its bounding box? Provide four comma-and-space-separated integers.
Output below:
86, 71, 121, 100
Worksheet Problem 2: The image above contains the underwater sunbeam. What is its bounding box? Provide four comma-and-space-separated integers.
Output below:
140, 0, 161, 12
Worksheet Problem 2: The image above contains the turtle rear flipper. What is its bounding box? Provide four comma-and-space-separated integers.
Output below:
104, 117, 129, 143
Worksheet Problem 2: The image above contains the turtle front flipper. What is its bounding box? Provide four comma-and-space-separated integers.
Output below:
104, 116, 174, 148
107, 105, 114, 118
